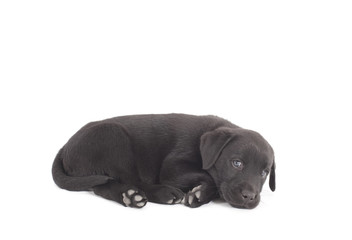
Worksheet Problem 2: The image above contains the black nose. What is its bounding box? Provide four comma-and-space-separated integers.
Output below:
241, 190, 256, 201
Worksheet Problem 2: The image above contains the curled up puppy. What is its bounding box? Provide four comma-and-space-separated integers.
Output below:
52, 114, 275, 209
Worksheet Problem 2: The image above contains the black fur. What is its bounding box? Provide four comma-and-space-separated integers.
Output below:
52, 114, 275, 209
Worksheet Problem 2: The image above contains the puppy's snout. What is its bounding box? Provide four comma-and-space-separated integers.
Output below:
241, 190, 256, 201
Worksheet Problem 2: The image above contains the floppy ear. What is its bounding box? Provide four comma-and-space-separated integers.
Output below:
200, 128, 235, 170
269, 159, 276, 192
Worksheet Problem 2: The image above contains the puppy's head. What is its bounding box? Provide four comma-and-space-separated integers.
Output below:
200, 127, 275, 209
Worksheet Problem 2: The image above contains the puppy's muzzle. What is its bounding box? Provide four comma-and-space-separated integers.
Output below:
221, 182, 260, 209
241, 189, 257, 202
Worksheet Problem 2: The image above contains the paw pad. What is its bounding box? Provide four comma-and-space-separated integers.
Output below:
183, 185, 202, 207
166, 197, 182, 204
122, 189, 147, 208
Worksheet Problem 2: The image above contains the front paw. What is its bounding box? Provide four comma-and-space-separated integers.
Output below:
144, 185, 185, 205
155, 186, 185, 205
183, 185, 204, 208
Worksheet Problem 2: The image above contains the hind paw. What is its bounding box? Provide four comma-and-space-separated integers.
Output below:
122, 189, 147, 208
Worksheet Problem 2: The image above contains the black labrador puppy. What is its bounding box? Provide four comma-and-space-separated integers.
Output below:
52, 114, 275, 209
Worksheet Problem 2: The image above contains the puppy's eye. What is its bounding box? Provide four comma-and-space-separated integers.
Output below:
261, 170, 269, 178
232, 160, 243, 169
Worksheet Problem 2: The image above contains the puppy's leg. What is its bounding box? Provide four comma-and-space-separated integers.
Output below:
160, 165, 218, 208
182, 181, 218, 208
93, 181, 147, 208
137, 183, 185, 205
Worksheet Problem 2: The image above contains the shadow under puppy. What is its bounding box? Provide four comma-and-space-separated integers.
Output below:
52, 114, 275, 209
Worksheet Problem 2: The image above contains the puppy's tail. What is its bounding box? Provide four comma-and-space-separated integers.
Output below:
52, 148, 112, 191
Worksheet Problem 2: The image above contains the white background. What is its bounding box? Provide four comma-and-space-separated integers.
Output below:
1, 1, 351, 239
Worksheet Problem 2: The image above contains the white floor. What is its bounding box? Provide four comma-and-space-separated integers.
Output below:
3, 155, 350, 240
